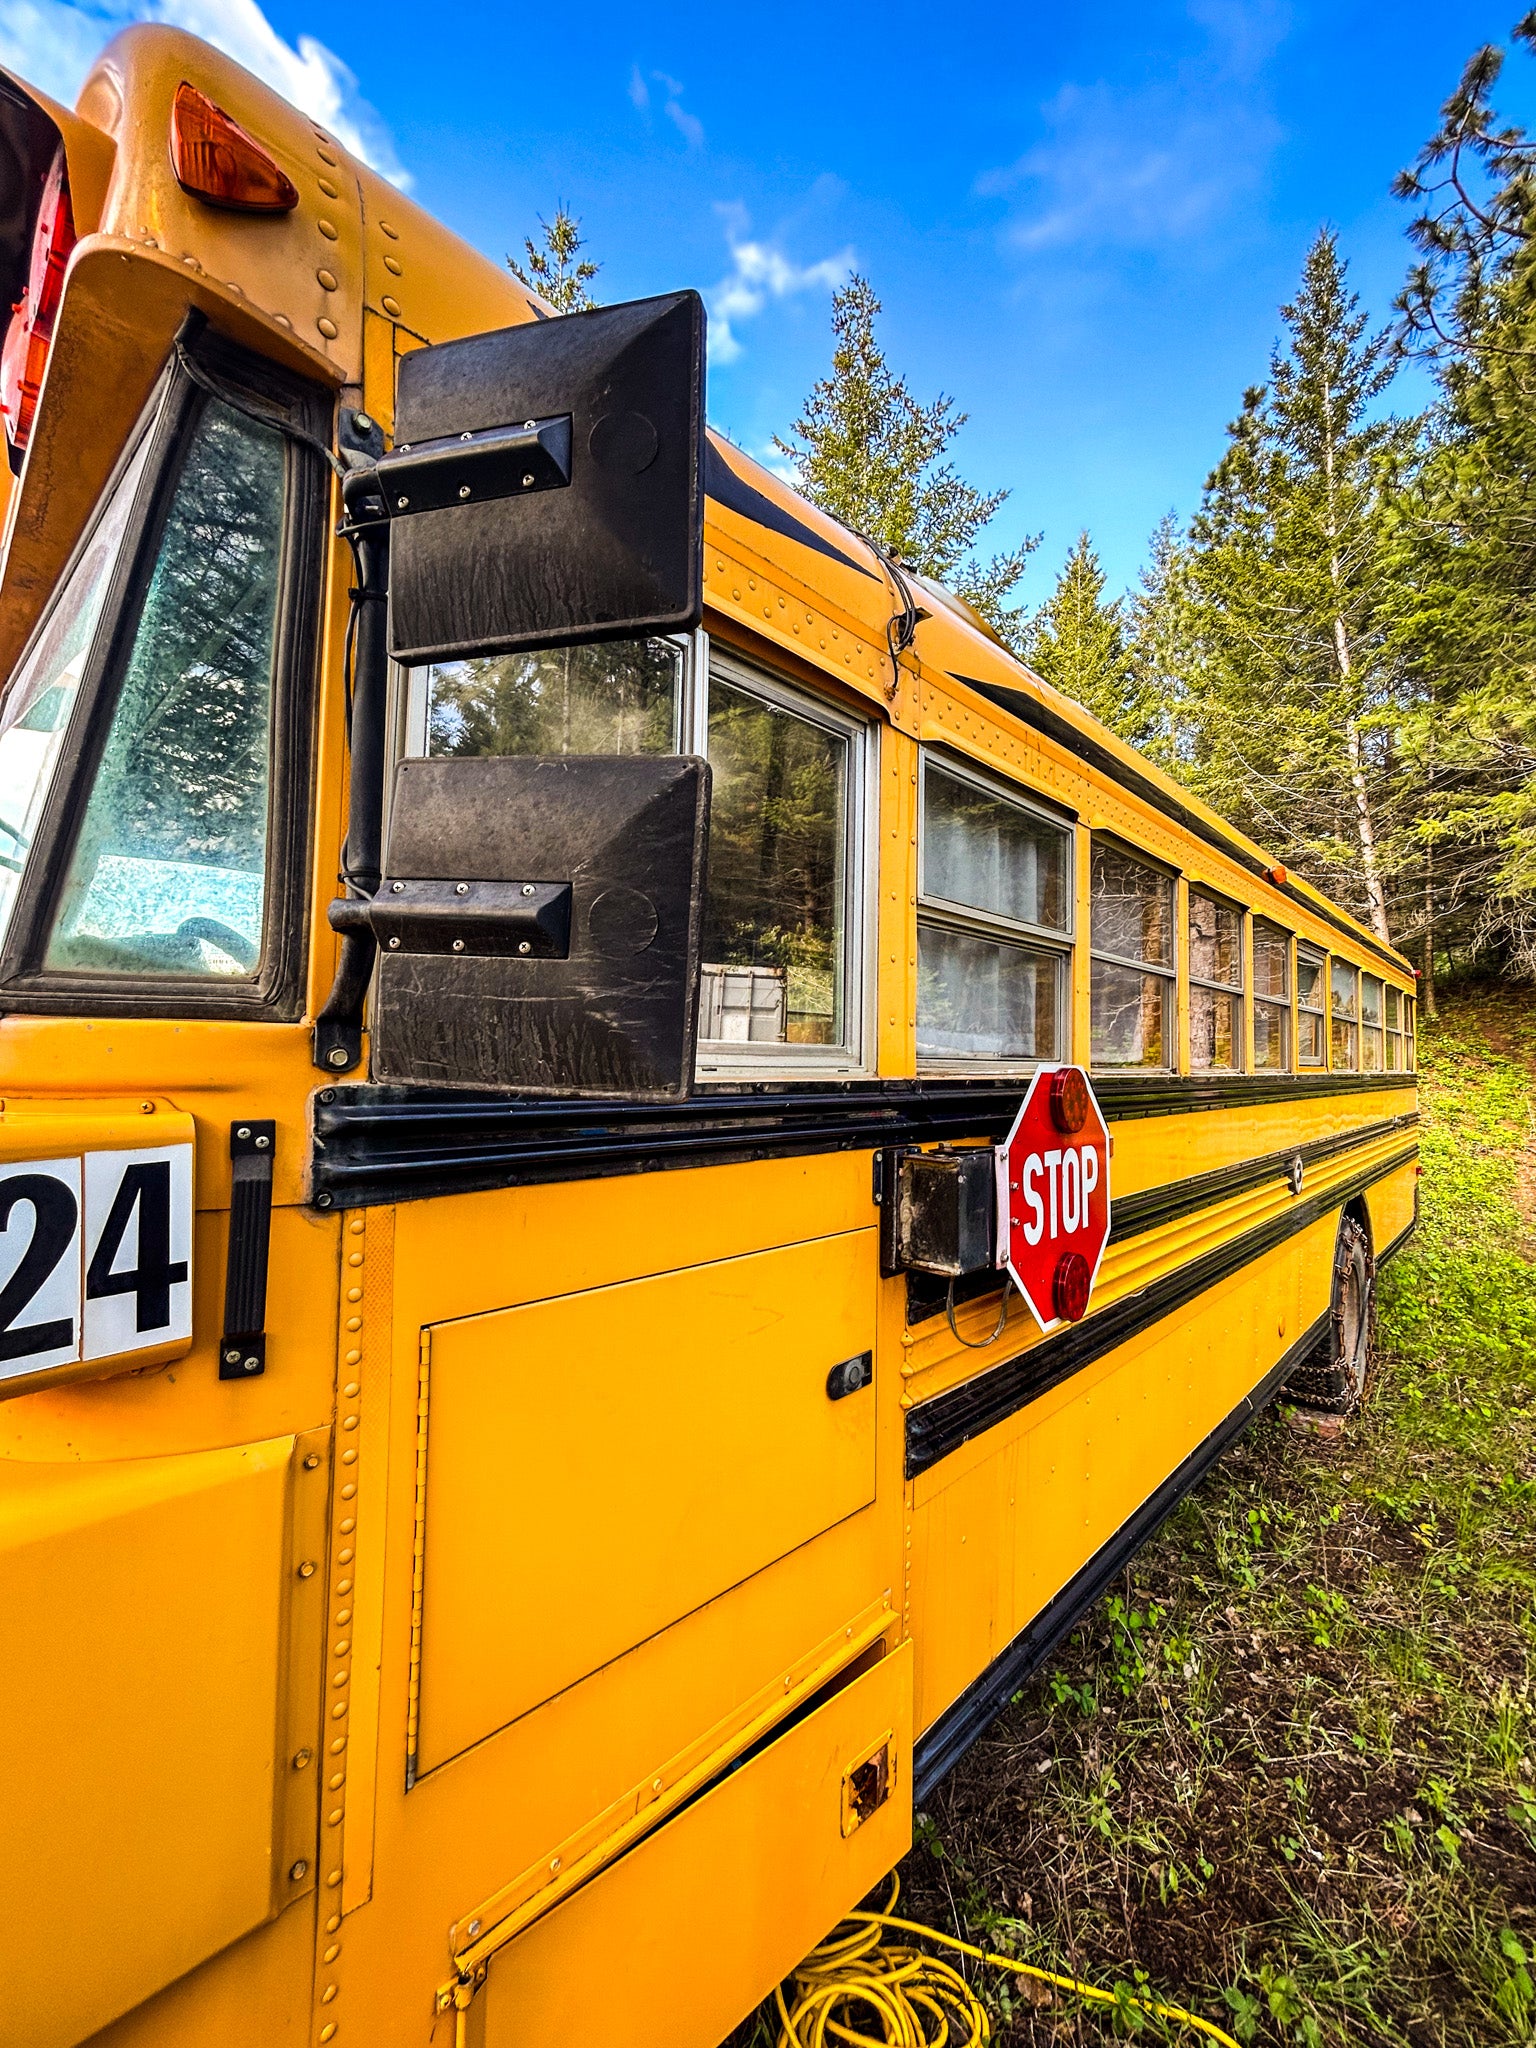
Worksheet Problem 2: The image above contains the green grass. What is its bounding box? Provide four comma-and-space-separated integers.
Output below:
899, 993, 1536, 2046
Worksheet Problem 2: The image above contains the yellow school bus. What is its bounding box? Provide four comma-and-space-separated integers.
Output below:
0, 30, 1418, 2048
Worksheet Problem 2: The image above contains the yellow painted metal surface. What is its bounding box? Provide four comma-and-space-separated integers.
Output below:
479, 1643, 914, 2048
416, 1229, 878, 1773
906, 1222, 1325, 1731
1, 1430, 326, 2048
0, 23, 1424, 2047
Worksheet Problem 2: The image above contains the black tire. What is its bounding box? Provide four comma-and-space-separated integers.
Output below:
1284, 1211, 1373, 1414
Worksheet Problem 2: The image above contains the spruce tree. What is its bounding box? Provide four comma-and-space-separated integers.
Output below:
776, 275, 1037, 644
1180, 231, 1409, 943
1391, 14, 1536, 979
1025, 533, 1138, 732
509, 205, 601, 312
1125, 512, 1195, 772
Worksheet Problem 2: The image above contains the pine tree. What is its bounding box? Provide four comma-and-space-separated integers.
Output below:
1179, 231, 1410, 943
508, 205, 600, 313
1389, 15, 1536, 979
1125, 512, 1195, 772
1025, 533, 1138, 731
776, 275, 1037, 644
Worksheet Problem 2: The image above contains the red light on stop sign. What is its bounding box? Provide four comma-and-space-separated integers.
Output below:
1049, 1067, 1089, 1133
1053, 1250, 1091, 1322
996, 1064, 1112, 1333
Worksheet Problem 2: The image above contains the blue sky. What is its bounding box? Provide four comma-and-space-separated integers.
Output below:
4, 0, 1533, 602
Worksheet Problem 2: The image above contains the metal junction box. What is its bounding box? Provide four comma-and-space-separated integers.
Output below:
880, 1147, 998, 1279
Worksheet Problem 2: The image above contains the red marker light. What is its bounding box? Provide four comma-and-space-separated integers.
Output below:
1053, 1250, 1091, 1323
171, 83, 300, 213
1049, 1066, 1090, 1135
0, 147, 75, 468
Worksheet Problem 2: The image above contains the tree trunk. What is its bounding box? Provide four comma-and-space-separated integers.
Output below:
1334, 615, 1391, 942
1423, 847, 1438, 1021
1318, 361, 1391, 947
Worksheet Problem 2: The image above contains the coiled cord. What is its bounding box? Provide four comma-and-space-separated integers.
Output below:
771, 1874, 1240, 2047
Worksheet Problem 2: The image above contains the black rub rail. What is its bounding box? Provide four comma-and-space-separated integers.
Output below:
308, 1070, 1414, 1210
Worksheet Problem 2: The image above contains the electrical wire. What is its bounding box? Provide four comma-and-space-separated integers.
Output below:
854, 531, 920, 700
945, 1274, 1011, 1349
772, 1874, 1241, 2048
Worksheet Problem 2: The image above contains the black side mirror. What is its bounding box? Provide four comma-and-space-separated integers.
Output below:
383, 290, 705, 663
312, 292, 709, 1088
364, 753, 710, 1098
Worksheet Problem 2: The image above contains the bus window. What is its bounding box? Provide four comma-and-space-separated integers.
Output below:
416, 636, 684, 757
0, 434, 153, 954
1361, 974, 1385, 1071
697, 665, 863, 1059
1188, 889, 1243, 1071
45, 402, 285, 978
1252, 919, 1291, 1071
1330, 958, 1359, 1070
916, 757, 1071, 1065
1296, 945, 1326, 1067
1089, 841, 1175, 1070
1392, 987, 1417, 1073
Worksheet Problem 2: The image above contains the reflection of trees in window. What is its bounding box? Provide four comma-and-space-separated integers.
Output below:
47, 401, 284, 976
93, 404, 280, 873
915, 761, 1070, 1063
1253, 919, 1291, 1071
425, 639, 679, 758
1090, 842, 1174, 1069
701, 680, 844, 1045
1189, 890, 1242, 1072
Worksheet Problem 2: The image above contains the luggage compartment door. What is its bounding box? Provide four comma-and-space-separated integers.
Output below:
416, 1227, 877, 1774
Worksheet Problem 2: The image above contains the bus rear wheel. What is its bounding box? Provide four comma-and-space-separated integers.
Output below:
1284, 1212, 1373, 1415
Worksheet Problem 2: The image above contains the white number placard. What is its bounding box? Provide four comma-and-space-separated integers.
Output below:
82, 1145, 194, 1362
0, 1157, 83, 1375
0, 1144, 193, 1383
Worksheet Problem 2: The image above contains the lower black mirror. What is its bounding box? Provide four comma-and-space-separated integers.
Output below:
366, 754, 710, 1097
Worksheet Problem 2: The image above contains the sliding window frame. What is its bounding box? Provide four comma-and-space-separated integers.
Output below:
692, 648, 874, 1078
914, 749, 1075, 1074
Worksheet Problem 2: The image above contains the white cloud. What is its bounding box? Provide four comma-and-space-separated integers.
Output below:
627, 64, 704, 151
0, 0, 407, 183
664, 96, 703, 150
978, 4, 1286, 261
707, 215, 852, 363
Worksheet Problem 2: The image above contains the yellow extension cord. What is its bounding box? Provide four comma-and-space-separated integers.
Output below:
772, 1875, 1241, 2048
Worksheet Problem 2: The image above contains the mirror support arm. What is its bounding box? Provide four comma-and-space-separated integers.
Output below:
313, 458, 390, 1076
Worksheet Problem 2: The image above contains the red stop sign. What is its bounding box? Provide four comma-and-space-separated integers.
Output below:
996, 1065, 1112, 1332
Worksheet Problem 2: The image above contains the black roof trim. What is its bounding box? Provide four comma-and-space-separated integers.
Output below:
705, 439, 877, 581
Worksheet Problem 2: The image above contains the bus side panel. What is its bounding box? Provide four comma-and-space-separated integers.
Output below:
481, 1642, 913, 2048
1364, 1158, 1417, 1259
2, 1435, 320, 2048
905, 1218, 1330, 1740
327, 1152, 906, 2046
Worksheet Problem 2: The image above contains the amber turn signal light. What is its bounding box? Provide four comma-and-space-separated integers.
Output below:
170, 83, 299, 213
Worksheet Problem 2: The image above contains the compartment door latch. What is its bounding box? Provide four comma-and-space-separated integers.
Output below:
841, 1731, 895, 1837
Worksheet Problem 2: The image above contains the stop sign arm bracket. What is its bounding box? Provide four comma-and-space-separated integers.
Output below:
877, 1145, 1000, 1281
